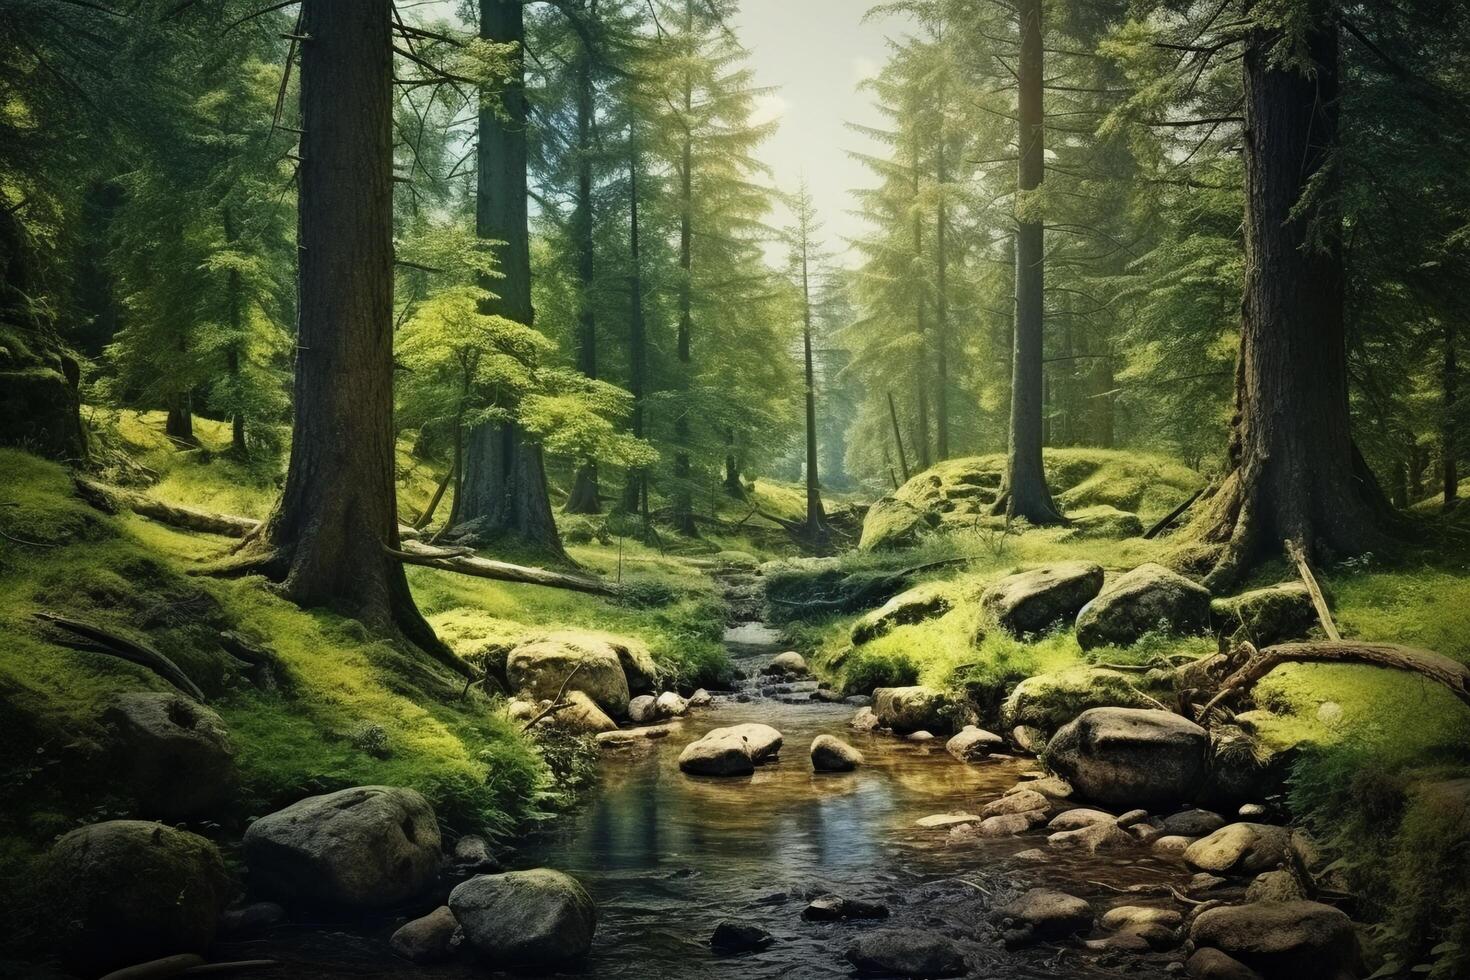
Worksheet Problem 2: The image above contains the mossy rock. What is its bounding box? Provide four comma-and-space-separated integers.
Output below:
1211, 582, 1317, 646
851, 582, 955, 644
561, 516, 611, 546
858, 497, 937, 552
1066, 505, 1145, 539
1000, 666, 1161, 736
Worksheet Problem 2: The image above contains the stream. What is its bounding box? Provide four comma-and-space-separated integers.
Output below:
217, 619, 1192, 978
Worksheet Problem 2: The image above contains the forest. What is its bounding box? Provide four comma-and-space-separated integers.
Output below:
1, 0, 1468, 978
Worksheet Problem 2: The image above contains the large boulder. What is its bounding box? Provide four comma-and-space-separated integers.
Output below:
1189, 901, 1360, 979
449, 869, 595, 966
851, 583, 954, 644
858, 497, 938, 552
1000, 667, 1162, 736
243, 786, 441, 909
1184, 823, 1293, 876
845, 929, 967, 978
1075, 563, 1212, 650
1211, 583, 1317, 646
1045, 707, 1209, 810
100, 692, 237, 820
535, 691, 618, 735
981, 562, 1104, 636
507, 632, 633, 719
678, 724, 783, 777
873, 686, 952, 734
43, 821, 231, 976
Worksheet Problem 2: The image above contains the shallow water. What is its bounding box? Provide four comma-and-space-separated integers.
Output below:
216, 622, 1191, 978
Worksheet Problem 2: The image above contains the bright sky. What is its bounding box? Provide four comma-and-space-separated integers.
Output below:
734, 0, 909, 266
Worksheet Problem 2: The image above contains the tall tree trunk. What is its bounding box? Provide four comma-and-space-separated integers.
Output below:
801, 227, 827, 541
165, 396, 195, 443
671, 5, 697, 537
723, 429, 744, 498
910, 122, 932, 472
457, 0, 565, 557
1445, 320, 1459, 508
566, 42, 601, 515
933, 90, 951, 462
622, 139, 649, 516
223, 207, 247, 456
232, 0, 452, 667
888, 390, 911, 483
996, 0, 1064, 525
1188, 7, 1388, 588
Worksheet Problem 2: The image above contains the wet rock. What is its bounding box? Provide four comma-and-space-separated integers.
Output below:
1102, 906, 1183, 931
507, 634, 631, 720
1154, 835, 1196, 854
1189, 901, 1359, 979
218, 901, 285, 937
915, 812, 980, 829
596, 725, 675, 747
1012, 724, 1047, 753
1088, 932, 1153, 953
628, 695, 658, 724
1184, 823, 1292, 876
802, 894, 889, 921
844, 928, 967, 978
1189, 873, 1230, 892
906, 730, 936, 742
873, 686, 952, 735
243, 786, 441, 909
946, 726, 1005, 763
1245, 870, 1308, 904
1074, 563, 1212, 650
1129, 822, 1165, 844
678, 724, 783, 776
852, 583, 954, 644
725, 723, 783, 762
1239, 803, 1268, 819
974, 811, 1046, 837
452, 834, 498, 873
763, 651, 809, 676
851, 706, 881, 732
1047, 821, 1134, 853
710, 920, 774, 953
534, 690, 617, 734
100, 692, 237, 820
1211, 583, 1316, 646
1000, 666, 1163, 736
1008, 774, 1073, 803
1164, 809, 1228, 837
1186, 947, 1265, 980
1048, 808, 1116, 831
688, 688, 713, 708
1014, 848, 1048, 861
997, 887, 1095, 941
391, 906, 462, 965
1117, 808, 1150, 827
811, 688, 847, 703
811, 734, 864, 772
42, 821, 231, 976
845, 695, 873, 707
981, 561, 1105, 636
655, 691, 689, 718
449, 869, 596, 966
1045, 707, 1209, 810
983, 789, 1049, 817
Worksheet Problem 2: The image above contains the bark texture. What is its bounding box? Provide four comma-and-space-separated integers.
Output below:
565, 43, 601, 515
1188, 9, 1389, 588
234, 0, 454, 667
996, 0, 1064, 525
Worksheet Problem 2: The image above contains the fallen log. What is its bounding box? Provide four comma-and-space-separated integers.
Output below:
390, 541, 618, 597
1199, 640, 1470, 719
75, 476, 258, 537
35, 612, 206, 702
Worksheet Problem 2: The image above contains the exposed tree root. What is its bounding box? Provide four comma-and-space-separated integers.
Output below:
1143, 486, 1207, 540
35, 611, 206, 701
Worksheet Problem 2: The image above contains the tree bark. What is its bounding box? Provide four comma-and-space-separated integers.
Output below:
910, 120, 932, 472
622, 137, 649, 516
228, 0, 459, 672
565, 41, 601, 515
933, 85, 951, 463
1187, 7, 1389, 589
671, 4, 697, 537
1445, 320, 1459, 508
996, 0, 1065, 525
223, 206, 248, 456
457, 0, 566, 557
887, 390, 911, 483
800, 217, 827, 543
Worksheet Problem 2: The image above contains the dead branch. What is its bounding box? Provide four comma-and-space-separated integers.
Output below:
35, 612, 206, 701
1143, 486, 1206, 540
391, 540, 618, 597
75, 476, 259, 538
1285, 538, 1340, 641
521, 659, 587, 731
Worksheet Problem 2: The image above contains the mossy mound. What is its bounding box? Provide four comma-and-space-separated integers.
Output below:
999, 665, 1164, 737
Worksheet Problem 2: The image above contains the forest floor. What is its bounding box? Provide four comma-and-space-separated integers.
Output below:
3, 411, 1469, 977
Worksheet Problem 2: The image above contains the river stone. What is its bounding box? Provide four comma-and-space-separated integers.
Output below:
390, 906, 461, 964
1164, 809, 1228, 837
983, 789, 1049, 817
997, 888, 1095, 939
678, 731, 754, 776
1187, 947, 1266, 980
844, 929, 967, 978
535, 690, 617, 734
518, 628, 657, 695
981, 561, 1105, 636
811, 734, 864, 772
507, 633, 631, 720
1211, 583, 1317, 645
916, 812, 980, 829
1047, 820, 1133, 853
243, 786, 441, 909
628, 695, 658, 724
906, 730, 935, 742
802, 894, 889, 921
1189, 901, 1359, 979
946, 725, 1005, 763
218, 901, 285, 937
655, 691, 689, 718
1008, 774, 1073, 803
975, 811, 1046, 837
43, 820, 231, 976
1101, 906, 1183, 931
688, 688, 713, 707
851, 583, 954, 645
1203, 729, 1292, 808
1184, 823, 1292, 876
1045, 707, 1209, 810
1000, 666, 1162, 736
1048, 808, 1116, 831
764, 651, 809, 676
449, 869, 595, 966
873, 686, 952, 734
452, 834, 497, 872
1155, 835, 1196, 854
723, 723, 783, 762
100, 692, 237, 820
1075, 563, 1212, 650
1245, 870, 1309, 904
851, 706, 881, 732
710, 920, 774, 953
